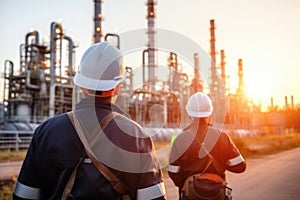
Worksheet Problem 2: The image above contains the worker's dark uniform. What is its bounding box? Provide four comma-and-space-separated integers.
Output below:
168, 120, 246, 198
13, 97, 166, 200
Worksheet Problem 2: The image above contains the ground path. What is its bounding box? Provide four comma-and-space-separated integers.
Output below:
2, 147, 300, 199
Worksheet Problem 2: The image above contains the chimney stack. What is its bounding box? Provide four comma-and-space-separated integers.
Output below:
146, 0, 157, 89
270, 97, 274, 108
220, 49, 226, 90
93, 0, 103, 43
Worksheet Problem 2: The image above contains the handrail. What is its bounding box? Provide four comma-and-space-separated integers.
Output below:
0, 130, 34, 151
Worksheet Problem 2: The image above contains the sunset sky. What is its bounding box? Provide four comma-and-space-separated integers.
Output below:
0, 0, 299, 110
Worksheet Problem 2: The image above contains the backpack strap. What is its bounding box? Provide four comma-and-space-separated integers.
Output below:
201, 144, 225, 178
62, 111, 131, 200
193, 127, 225, 178
61, 156, 84, 200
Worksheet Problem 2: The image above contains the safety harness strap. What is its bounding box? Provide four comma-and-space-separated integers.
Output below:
61, 156, 84, 200
63, 111, 131, 200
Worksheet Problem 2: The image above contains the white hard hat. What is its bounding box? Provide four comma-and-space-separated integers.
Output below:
186, 92, 213, 118
74, 41, 125, 91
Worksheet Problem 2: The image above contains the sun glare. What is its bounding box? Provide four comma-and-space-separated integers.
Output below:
244, 71, 271, 104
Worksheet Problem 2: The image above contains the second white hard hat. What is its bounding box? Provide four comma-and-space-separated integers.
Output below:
186, 92, 213, 118
74, 41, 126, 91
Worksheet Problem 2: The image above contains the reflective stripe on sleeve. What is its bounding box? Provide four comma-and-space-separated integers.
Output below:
137, 182, 166, 200
227, 155, 245, 166
14, 181, 41, 199
168, 165, 180, 173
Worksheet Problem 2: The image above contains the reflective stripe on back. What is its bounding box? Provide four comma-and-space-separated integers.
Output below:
137, 182, 166, 200
14, 181, 41, 199
227, 154, 245, 166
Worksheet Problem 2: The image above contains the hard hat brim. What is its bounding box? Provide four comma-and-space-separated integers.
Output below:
73, 72, 126, 91
185, 105, 213, 118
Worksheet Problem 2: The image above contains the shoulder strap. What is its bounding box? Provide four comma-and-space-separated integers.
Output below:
62, 157, 84, 200
63, 111, 131, 200
201, 144, 225, 178
67, 111, 116, 132
192, 127, 225, 178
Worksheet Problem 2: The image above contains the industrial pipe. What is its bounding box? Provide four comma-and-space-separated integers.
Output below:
104, 33, 120, 49
25, 31, 39, 67
63, 35, 75, 76
50, 22, 63, 85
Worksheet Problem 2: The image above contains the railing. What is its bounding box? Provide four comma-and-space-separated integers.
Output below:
0, 130, 34, 151
0, 127, 182, 151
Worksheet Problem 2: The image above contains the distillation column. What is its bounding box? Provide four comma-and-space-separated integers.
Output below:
237, 59, 245, 96
220, 49, 226, 91
210, 19, 217, 92
235, 59, 250, 128
191, 53, 204, 92
209, 19, 225, 126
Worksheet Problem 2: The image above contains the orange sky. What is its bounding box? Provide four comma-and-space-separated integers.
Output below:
0, 0, 299, 110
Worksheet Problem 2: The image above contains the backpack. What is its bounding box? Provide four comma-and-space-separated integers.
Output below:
183, 156, 227, 200
182, 135, 230, 200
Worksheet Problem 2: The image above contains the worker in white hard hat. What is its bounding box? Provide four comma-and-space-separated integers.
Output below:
168, 92, 246, 200
14, 42, 167, 200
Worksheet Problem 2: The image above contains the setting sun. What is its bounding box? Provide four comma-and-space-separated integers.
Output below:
244, 70, 272, 105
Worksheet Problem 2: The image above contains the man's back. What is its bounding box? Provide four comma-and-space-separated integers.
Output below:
14, 41, 167, 200
14, 98, 166, 199
169, 121, 246, 188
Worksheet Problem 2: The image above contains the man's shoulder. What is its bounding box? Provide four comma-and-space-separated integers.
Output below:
206, 126, 231, 145
42, 112, 69, 125
111, 112, 149, 137
112, 112, 141, 126
207, 126, 228, 135
35, 113, 70, 133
